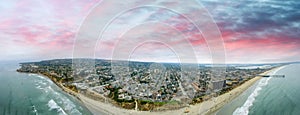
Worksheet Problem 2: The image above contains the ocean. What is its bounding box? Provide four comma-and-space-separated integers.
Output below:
0, 62, 92, 115
217, 64, 300, 115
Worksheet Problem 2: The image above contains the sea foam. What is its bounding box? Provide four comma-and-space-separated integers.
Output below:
46, 85, 82, 114
31, 74, 82, 114
48, 99, 67, 115
233, 66, 286, 115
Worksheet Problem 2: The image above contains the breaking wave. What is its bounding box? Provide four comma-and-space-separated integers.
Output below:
30, 74, 83, 114
48, 99, 67, 115
233, 66, 286, 115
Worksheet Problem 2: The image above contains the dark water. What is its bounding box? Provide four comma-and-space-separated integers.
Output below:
0, 62, 92, 115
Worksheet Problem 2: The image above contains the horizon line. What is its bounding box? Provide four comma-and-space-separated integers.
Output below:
14, 57, 299, 65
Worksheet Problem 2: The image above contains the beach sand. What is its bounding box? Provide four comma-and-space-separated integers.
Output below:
67, 70, 274, 115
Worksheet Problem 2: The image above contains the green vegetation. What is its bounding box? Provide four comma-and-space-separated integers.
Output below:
138, 100, 167, 111
106, 86, 135, 109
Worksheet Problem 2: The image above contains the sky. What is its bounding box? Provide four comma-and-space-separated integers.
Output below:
0, 0, 299, 64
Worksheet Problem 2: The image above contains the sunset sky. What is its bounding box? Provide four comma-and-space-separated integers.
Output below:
0, 0, 299, 64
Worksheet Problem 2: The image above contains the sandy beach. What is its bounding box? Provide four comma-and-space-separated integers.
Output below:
75, 77, 261, 115
70, 69, 275, 115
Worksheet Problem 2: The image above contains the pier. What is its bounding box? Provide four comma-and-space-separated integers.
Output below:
258, 75, 285, 78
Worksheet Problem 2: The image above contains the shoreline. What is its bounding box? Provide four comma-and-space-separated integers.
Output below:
21, 68, 276, 115
74, 69, 274, 115
206, 67, 281, 115
202, 76, 262, 115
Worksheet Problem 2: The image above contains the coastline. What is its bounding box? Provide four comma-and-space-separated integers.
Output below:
21, 68, 277, 115
205, 67, 281, 115
72, 69, 275, 115
201, 76, 262, 115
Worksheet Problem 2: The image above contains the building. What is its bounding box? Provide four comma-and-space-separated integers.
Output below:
210, 80, 226, 91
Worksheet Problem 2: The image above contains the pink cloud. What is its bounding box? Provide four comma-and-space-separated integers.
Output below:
1, 0, 299, 63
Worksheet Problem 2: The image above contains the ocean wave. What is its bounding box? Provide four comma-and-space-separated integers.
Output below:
45, 86, 82, 114
34, 74, 53, 83
61, 99, 82, 115
233, 77, 272, 115
31, 74, 83, 115
27, 73, 83, 114
233, 66, 286, 115
56, 93, 82, 115
29, 74, 35, 76
34, 79, 48, 90
36, 85, 43, 90
48, 99, 67, 115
